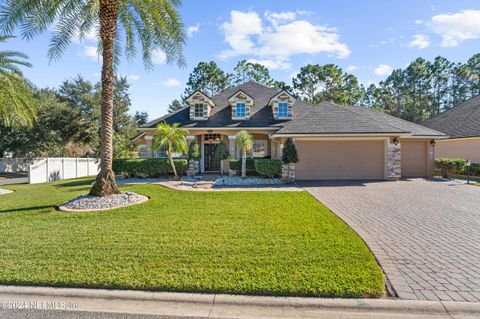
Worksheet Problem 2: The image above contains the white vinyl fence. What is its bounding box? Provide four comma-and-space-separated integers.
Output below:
0, 158, 29, 173
28, 157, 99, 184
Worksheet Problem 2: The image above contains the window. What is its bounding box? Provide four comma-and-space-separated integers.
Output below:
252, 140, 266, 158
236, 102, 246, 118
278, 102, 288, 118
155, 146, 167, 158
194, 103, 204, 118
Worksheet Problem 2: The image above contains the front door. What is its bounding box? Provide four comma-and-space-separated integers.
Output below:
204, 144, 220, 171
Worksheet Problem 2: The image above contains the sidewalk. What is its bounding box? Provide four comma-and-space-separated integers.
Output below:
0, 285, 479, 319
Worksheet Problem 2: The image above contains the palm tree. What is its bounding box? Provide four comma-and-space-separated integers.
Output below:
235, 130, 253, 179
153, 122, 187, 179
0, 0, 185, 196
0, 35, 35, 127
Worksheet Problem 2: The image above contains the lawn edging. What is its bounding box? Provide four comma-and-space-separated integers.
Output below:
1, 285, 479, 317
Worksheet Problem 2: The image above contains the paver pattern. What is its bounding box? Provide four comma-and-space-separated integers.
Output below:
302, 179, 480, 302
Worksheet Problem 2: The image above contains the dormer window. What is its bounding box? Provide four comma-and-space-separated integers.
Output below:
236, 103, 246, 118
194, 103, 204, 118
228, 90, 254, 120
186, 91, 215, 120
268, 91, 296, 120
278, 103, 288, 118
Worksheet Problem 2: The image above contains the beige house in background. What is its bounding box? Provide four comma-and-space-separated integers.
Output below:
135, 81, 446, 180
424, 95, 480, 163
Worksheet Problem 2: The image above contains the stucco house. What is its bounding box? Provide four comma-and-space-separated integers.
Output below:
423, 95, 480, 163
135, 81, 446, 180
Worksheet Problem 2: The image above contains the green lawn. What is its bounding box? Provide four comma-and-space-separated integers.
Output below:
0, 179, 384, 298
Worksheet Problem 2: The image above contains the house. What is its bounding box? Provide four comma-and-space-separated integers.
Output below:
423, 95, 480, 163
135, 81, 446, 180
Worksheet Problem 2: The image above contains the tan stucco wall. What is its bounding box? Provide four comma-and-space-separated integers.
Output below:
294, 140, 385, 180
435, 137, 480, 163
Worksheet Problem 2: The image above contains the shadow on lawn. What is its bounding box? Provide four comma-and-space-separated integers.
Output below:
54, 179, 95, 188
0, 205, 54, 214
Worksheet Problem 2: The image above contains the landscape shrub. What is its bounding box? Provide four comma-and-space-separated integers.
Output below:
254, 159, 282, 178
434, 158, 466, 178
228, 158, 255, 171
113, 158, 188, 178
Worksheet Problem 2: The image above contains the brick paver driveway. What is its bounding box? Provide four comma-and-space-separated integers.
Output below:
301, 178, 480, 302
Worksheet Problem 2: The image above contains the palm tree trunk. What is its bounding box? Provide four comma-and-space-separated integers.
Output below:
89, 0, 119, 197
241, 150, 246, 179
169, 151, 178, 179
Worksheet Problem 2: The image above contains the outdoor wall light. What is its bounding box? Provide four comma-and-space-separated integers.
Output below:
393, 137, 399, 145
430, 139, 436, 147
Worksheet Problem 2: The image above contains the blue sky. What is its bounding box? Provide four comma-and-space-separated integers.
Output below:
4, 0, 480, 120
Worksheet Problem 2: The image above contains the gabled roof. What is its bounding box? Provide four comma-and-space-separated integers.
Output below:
267, 90, 296, 106
227, 89, 254, 103
140, 81, 447, 137
423, 95, 480, 138
185, 90, 215, 108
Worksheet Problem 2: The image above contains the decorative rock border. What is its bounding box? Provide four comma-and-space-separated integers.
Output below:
0, 188, 13, 195
58, 192, 149, 212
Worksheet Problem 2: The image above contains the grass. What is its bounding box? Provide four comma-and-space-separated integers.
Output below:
0, 178, 384, 298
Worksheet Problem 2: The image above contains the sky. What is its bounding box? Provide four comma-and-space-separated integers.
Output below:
4, 0, 480, 120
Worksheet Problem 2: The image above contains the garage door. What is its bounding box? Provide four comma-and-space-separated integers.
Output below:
295, 140, 385, 180
401, 141, 427, 177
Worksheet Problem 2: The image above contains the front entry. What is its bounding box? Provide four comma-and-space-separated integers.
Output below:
204, 143, 220, 171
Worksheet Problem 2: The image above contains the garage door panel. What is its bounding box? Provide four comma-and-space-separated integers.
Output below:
401, 141, 427, 177
296, 140, 385, 180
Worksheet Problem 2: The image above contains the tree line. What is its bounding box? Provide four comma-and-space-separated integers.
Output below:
169, 54, 480, 124
0, 75, 148, 159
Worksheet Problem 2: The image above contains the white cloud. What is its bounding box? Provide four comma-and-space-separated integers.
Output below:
407, 34, 430, 49
247, 58, 290, 70
152, 49, 167, 64
221, 11, 262, 58
220, 10, 350, 66
161, 78, 181, 87
127, 74, 141, 81
82, 46, 100, 61
346, 65, 358, 72
187, 23, 200, 37
374, 64, 393, 76
428, 10, 480, 47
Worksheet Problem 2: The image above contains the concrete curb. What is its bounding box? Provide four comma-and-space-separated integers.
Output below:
1, 285, 479, 316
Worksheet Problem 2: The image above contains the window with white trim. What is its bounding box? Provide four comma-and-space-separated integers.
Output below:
236, 102, 246, 118
278, 102, 288, 118
154, 146, 168, 158
252, 140, 266, 158
194, 103, 204, 118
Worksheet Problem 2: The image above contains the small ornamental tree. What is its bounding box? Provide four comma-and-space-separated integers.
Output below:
282, 138, 299, 179
188, 141, 201, 177
215, 140, 230, 176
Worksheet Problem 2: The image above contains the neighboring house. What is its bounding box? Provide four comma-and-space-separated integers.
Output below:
135, 81, 446, 180
423, 95, 480, 163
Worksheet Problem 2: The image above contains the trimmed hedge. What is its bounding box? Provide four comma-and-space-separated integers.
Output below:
229, 158, 255, 171
113, 158, 188, 178
254, 159, 282, 178
434, 158, 466, 178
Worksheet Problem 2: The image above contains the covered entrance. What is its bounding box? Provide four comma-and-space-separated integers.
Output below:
203, 134, 221, 172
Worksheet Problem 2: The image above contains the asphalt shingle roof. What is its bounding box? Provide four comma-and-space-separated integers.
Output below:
423, 95, 480, 138
141, 81, 446, 137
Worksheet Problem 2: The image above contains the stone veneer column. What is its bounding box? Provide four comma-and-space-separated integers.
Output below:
228, 135, 236, 176
387, 141, 401, 180
282, 163, 295, 183
144, 135, 154, 158
186, 135, 199, 176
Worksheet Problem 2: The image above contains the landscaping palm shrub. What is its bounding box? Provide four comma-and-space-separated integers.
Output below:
153, 122, 188, 179
254, 159, 282, 178
235, 130, 253, 178
113, 158, 188, 178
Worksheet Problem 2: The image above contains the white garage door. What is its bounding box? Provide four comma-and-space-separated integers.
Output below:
295, 140, 385, 180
